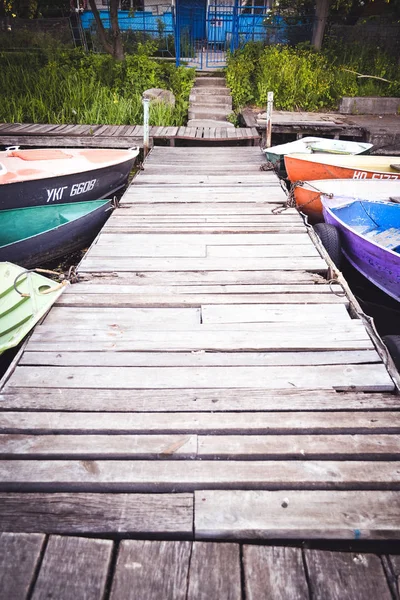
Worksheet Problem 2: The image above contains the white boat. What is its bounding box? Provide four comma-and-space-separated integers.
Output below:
0, 147, 139, 210
264, 137, 373, 176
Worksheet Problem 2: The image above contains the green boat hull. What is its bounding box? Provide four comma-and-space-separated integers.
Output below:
0, 262, 67, 355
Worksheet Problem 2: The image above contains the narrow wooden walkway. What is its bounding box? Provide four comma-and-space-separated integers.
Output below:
1, 533, 399, 600
0, 122, 260, 148
0, 146, 400, 542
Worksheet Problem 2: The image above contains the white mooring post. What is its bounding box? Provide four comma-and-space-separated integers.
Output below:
265, 91, 274, 148
142, 97, 150, 158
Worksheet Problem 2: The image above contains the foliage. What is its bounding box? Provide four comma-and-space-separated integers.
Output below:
226, 41, 400, 111
0, 46, 195, 126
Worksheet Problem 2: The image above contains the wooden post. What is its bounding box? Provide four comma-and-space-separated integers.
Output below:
142, 97, 150, 158
265, 91, 274, 148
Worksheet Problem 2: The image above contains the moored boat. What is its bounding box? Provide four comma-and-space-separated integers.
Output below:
320, 198, 400, 302
0, 200, 113, 268
264, 137, 372, 177
0, 147, 139, 210
294, 179, 400, 222
0, 262, 67, 354
285, 153, 400, 183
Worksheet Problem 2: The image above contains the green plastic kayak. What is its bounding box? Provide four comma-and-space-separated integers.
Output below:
0, 262, 68, 355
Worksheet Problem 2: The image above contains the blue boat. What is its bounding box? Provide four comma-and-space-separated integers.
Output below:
320, 198, 400, 302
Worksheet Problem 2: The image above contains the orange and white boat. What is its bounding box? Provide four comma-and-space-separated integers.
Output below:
284, 153, 400, 183
0, 147, 139, 210
294, 179, 400, 222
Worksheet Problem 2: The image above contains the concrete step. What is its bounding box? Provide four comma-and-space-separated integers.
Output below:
189, 93, 232, 108
188, 106, 233, 120
194, 77, 227, 87
191, 87, 231, 97
187, 119, 235, 128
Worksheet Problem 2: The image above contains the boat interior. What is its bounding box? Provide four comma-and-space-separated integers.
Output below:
331, 200, 400, 252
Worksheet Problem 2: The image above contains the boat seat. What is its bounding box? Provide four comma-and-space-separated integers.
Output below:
365, 227, 400, 250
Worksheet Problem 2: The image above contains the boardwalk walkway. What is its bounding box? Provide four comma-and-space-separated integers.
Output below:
0, 146, 400, 543
1, 533, 399, 600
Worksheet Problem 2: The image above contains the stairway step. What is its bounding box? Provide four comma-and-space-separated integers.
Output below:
194, 77, 227, 87
187, 119, 235, 128
190, 94, 232, 108
188, 108, 232, 121
192, 86, 231, 95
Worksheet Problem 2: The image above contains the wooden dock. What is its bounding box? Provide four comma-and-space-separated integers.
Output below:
1, 533, 399, 600
0, 122, 260, 148
1, 146, 400, 549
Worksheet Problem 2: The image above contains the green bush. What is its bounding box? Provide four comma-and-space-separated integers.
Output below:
227, 41, 400, 111
0, 45, 195, 126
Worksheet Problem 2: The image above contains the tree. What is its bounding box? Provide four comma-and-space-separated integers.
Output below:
312, 0, 329, 49
87, 0, 124, 60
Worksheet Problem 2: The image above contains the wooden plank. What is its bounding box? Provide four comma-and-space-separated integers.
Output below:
75, 271, 324, 285
200, 304, 351, 323
55, 294, 349, 308
25, 324, 376, 354
187, 542, 241, 600
1, 460, 400, 491
388, 555, 400, 595
102, 206, 295, 216
243, 546, 308, 600
43, 307, 201, 327
1, 411, 400, 434
0, 493, 193, 536
195, 490, 400, 540
8, 363, 392, 391
1, 388, 397, 412
0, 434, 197, 458
304, 550, 392, 600
197, 434, 400, 459
90, 244, 319, 259
110, 541, 191, 600
19, 350, 380, 368
0, 532, 45, 600
79, 256, 327, 272
31, 536, 112, 600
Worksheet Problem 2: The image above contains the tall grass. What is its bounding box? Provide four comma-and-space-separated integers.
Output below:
227, 41, 400, 111
0, 47, 195, 126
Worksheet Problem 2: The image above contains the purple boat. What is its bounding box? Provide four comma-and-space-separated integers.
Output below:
320, 198, 400, 302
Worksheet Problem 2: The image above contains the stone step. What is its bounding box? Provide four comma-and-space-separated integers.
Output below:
194, 77, 227, 87
189, 93, 232, 108
186, 119, 235, 128
188, 106, 233, 120
191, 87, 231, 97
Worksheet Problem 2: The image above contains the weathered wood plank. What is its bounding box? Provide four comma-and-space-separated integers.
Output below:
195, 490, 400, 540
0, 434, 197, 458
55, 294, 349, 307
19, 350, 380, 368
1, 388, 396, 412
200, 304, 351, 323
0, 460, 400, 492
31, 536, 112, 600
304, 550, 392, 600
75, 271, 325, 285
110, 541, 191, 600
78, 257, 327, 272
0, 532, 45, 600
243, 546, 309, 600
1, 411, 399, 434
95, 231, 310, 245
7, 363, 392, 391
42, 307, 201, 327
187, 542, 241, 600
197, 434, 400, 459
0, 493, 193, 535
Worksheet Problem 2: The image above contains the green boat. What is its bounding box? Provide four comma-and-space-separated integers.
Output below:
0, 199, 113, 269
0, 262, 67, 355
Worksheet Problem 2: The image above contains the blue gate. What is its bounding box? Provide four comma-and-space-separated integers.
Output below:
175, 0, 272, 69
